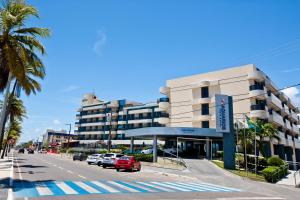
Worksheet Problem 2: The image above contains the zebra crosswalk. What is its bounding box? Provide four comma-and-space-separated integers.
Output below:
13, 180, 241, 198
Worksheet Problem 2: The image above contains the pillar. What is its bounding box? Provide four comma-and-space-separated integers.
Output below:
206, 137, 210, 160
153, 135, 157, 162
130, 137, 134, 154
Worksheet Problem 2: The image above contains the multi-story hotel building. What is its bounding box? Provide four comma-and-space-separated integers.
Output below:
74, 94, 169, 146
75, 64, 300, 162
160, 64, 300, 162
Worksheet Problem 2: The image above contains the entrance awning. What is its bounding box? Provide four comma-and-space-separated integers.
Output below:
125, 127, 223, 138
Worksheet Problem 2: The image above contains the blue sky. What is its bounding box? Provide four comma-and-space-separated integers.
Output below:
17, 0, 300, 142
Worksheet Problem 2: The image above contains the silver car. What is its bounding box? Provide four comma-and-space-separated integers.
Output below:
102, 153, 124, 168
86, 154, 103, 165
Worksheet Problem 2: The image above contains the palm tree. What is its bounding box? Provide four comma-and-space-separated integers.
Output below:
0, 0, 50, 150
1, 119, 21, 157
0, 95, 26, 156
254, 120, 278, 158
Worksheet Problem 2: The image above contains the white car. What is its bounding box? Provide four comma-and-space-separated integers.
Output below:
141, 148, 153, 154
163, 147, 182, 155
86, 154, 103, 165
102, 153, 124, 168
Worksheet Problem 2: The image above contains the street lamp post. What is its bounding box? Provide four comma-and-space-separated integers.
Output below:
65, 123, 72, 150
106, 112, 112, 152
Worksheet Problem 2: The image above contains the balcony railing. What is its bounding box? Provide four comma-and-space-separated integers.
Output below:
251, 104, 265, 110
158, 97, 169, 103
249, 84, 264, 91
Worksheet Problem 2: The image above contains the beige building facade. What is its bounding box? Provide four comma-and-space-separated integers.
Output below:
160, 64, 300, 162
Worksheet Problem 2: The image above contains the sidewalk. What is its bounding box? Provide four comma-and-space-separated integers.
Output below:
0, 151, 14, 200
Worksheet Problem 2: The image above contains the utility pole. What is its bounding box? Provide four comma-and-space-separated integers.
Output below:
65, 124, 72, 150
106, 111, 112, 152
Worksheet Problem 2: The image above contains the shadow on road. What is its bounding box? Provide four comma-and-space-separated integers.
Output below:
18, 165, 48, 168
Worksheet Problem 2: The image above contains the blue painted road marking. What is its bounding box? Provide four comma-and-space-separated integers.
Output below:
13, 180, 241, 198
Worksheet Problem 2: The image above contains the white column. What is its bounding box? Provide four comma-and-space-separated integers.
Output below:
130, 137, 134, 153
153, 135, 157, 162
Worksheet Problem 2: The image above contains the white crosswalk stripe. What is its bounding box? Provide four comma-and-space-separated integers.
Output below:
73, 181, 100, 193
108, 181, 140, 193
164, 182, 206, 191
54, 182, 78, 195
35, 183, 53, 196
137, 182, 175, 192
188, 182, 230, 191
91, 181, 120, 193
177, 182, 220, 192
121, 182, 157, 192
151, 182, 192, 192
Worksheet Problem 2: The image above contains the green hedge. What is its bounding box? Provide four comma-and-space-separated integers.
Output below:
126, 154, 153, 162
267, 156, 285, 167
262, 165, 288, 183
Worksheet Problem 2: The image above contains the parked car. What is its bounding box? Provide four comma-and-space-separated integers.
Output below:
18, 148, 25, 154
73, 153, 87, 161
27, 149, 34, 154
163, 147, 182, 155
102, 153, 124, 168
115, 156, 141, 172
86, 154, 103, 165
141, 148, 153, 154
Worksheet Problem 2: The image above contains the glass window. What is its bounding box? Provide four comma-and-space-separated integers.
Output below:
201, 103, 209, 115
202, 121, 209, 128
201, 87, 209, 98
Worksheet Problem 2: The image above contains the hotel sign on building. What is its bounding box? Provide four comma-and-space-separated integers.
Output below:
215, 94, 231, 133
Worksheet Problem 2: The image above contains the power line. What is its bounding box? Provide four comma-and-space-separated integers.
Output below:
169, 83, 300, 122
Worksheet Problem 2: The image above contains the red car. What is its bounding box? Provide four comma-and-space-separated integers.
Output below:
115, 156, 141, 172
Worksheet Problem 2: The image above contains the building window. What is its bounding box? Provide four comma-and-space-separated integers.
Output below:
202, 121, 209, 128
201, 103, 209, 115
201, 87, 209, 98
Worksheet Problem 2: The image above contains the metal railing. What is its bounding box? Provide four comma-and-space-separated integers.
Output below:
162, 151, 186, 168
294, 169, 300, 187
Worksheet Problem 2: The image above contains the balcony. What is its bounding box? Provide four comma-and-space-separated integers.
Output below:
284, 120, 292, 130
160, 86, 170, 95
250, 104, 268, 118
277, 131, 286, 145
81, 113, 106, 119
281, 105, 289, 116
292, 125, 300, 134
247, 71, 265, 81
154, 117, 170, 124
291, 112, 299, 122
267, 93, 282, 110
268, 112, 284, 127
80, 122, 105, 127
249, 85, 266, 100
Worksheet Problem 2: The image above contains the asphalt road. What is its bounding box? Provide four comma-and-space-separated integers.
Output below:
10, 153, 298, 200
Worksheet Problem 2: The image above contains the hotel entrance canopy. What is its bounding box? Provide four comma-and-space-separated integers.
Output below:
125, 127, 223, 139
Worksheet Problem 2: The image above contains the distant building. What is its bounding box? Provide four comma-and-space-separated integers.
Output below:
74, 94, 169, 147
42, 129, 76, 147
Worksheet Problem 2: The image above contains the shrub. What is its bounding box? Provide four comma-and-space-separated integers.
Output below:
126, 154, 153, 162
267, 156, 285, 166
262, 166, 279, 182
99, 149, 108, 154
262, 165, 288, 183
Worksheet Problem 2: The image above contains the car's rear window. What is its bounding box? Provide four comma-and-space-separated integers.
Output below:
119, 156, 130, 160
91, 154, 99, 156
116, 154, 124, 158
104, 154, 114, 157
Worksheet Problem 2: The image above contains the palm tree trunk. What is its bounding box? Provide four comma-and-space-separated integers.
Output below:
1, 142, 7, 158
0, 78, 17, 157
0, 73, 13, 149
